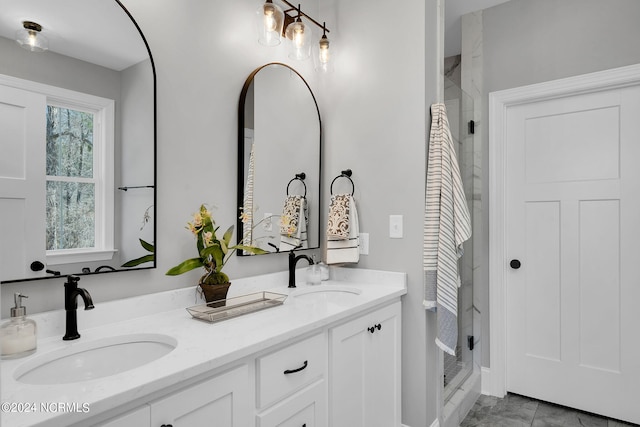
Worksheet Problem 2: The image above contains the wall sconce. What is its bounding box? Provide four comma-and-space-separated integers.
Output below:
15, 21, 49, 53
256, 0, 332, 69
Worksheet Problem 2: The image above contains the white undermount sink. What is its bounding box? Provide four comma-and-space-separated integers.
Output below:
291, 284, 363, 297
14, 333, 177, 385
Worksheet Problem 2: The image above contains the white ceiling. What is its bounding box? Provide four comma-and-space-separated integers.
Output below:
0, 0, 148, 71
445, 0, 511, 57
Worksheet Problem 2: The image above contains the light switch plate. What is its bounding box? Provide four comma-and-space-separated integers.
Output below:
359, 232, 369, 255
389, 215, 403, 238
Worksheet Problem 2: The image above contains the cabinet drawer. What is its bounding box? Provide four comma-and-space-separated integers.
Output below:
257, 333, 327, 409
257, 379, 326, 427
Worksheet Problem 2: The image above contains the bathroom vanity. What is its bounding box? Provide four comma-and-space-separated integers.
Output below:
0, 268, 405, 427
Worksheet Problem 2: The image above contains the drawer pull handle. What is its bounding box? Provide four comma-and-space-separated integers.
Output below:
368, 323, 382, 333
284, 360, 308, 375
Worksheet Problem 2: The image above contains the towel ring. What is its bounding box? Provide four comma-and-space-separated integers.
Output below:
286, 172, 307, 197
330, 169, 355, 196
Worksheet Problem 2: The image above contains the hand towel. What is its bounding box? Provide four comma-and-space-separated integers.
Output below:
423, 103, 472, 356
326, 194, 360, 264
279, 195, 308, 251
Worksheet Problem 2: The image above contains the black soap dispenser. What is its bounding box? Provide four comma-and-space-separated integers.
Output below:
1, 293, 37, 359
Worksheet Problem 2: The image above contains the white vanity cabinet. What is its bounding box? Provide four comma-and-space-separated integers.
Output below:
329, 301, 402, 427
97, 365, 250, 427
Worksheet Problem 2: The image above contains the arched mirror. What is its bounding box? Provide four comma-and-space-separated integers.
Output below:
0, 0, 156, 283
237, 63, 321, 255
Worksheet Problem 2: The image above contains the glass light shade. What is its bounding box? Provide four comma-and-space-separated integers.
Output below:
313, 34, 334, 73
285, 18, 310, 60
256, 0, 284, 46
15, 23, 49, 53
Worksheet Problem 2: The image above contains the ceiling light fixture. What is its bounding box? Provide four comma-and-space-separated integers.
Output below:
16, 21, 49, 53
256, 0, 284, 46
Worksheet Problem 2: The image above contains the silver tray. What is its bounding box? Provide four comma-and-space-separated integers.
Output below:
186, 291, 287, 323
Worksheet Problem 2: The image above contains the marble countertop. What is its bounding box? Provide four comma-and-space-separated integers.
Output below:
1, 267, 406, 427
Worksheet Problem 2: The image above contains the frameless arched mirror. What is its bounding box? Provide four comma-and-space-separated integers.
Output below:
237, 63, 321, 255
0, 0, 156, 283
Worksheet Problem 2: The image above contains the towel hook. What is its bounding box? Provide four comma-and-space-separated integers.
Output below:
286, 172, 307, 197
330, 169, 354, 196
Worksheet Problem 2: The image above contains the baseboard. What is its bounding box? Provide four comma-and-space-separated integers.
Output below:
481, 366, 492, 395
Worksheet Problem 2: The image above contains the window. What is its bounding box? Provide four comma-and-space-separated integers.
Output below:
46, 104, 96, 250
44, 95, 115, 265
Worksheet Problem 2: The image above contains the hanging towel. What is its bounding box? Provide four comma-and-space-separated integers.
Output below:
241, 143, 256, 248
279, 195, 308, 251
326, 194, 360, 264
423, 103, 472, 356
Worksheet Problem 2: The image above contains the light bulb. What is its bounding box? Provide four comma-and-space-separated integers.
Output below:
263, 5, 277, 31
292, 22, 305, 48
28, 31, 37, 48
319, 35, 330, 63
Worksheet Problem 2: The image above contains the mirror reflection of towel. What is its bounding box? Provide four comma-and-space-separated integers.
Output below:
279, 196, 308, 251
326, 194, 359, 264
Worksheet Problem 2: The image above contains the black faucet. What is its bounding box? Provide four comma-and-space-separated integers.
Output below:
288, 250, 314, 288
63, 275, 95, 341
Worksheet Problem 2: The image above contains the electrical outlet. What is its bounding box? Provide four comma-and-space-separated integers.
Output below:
389, 215, 403, 238
263, 213, 272, 231
359, 232, 369, 255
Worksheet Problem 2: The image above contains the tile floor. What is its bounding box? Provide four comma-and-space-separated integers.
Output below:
461, 393, 638, 427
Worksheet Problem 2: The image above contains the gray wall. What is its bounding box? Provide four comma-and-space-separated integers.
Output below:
479, 0, 640, 367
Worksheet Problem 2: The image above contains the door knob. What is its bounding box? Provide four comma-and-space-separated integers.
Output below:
30, 261, 45, 271
510, 259, 521, 269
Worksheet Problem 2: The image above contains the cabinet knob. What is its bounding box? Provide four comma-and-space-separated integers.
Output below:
283, 360, 308, 375
30, 261, 44, 271
161, 425, 173, 427
376, 323, 382, 331
510, 259, 522, 269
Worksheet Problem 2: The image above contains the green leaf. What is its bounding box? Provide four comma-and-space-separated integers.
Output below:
121, 254, 155, 267
230, 245, 270, 255
139, 239, 155, 253
166, 258, 204, 275
200, 244, 223, 260
222, 225, 234, 247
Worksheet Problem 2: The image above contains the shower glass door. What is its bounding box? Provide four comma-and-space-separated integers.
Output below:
443, 77, 475, 401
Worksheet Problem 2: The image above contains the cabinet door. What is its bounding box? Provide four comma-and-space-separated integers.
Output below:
150, 364, 251, 427
96, 406, 150, 426
329, 301, 401, 427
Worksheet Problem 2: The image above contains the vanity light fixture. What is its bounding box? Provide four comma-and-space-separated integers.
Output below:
256, 0, 331, 68
16, 21, 49, 53
256, 0, 284, 46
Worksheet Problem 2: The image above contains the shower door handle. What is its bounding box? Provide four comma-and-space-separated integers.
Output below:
510, 259, 521, 269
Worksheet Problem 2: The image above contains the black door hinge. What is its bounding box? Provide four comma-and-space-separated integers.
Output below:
467, 335, 475, 351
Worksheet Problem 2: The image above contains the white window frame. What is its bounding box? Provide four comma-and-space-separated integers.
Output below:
0, 74, 115, 265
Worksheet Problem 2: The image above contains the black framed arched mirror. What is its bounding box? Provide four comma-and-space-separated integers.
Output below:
237, 63, 321, 255
0, 0, 156, 283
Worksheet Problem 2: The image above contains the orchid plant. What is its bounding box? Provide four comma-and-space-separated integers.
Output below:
166, 204, 267, 284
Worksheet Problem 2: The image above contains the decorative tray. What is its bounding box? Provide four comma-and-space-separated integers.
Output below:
186, 291, 287, 323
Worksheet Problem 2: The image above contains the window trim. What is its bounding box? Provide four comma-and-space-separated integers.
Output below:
0, 74, 115, 265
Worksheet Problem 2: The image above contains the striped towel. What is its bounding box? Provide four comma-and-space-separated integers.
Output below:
423, 103, 472, 356
326, 194, 359, 264
279, 196, 308, 251
242, 143, 255, 248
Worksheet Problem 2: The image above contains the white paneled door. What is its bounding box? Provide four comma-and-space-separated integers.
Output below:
504, 82, 640, 424
0, 84, 46, 281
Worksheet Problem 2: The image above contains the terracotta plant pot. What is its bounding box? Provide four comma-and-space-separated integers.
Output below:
199, 281, 231, 307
